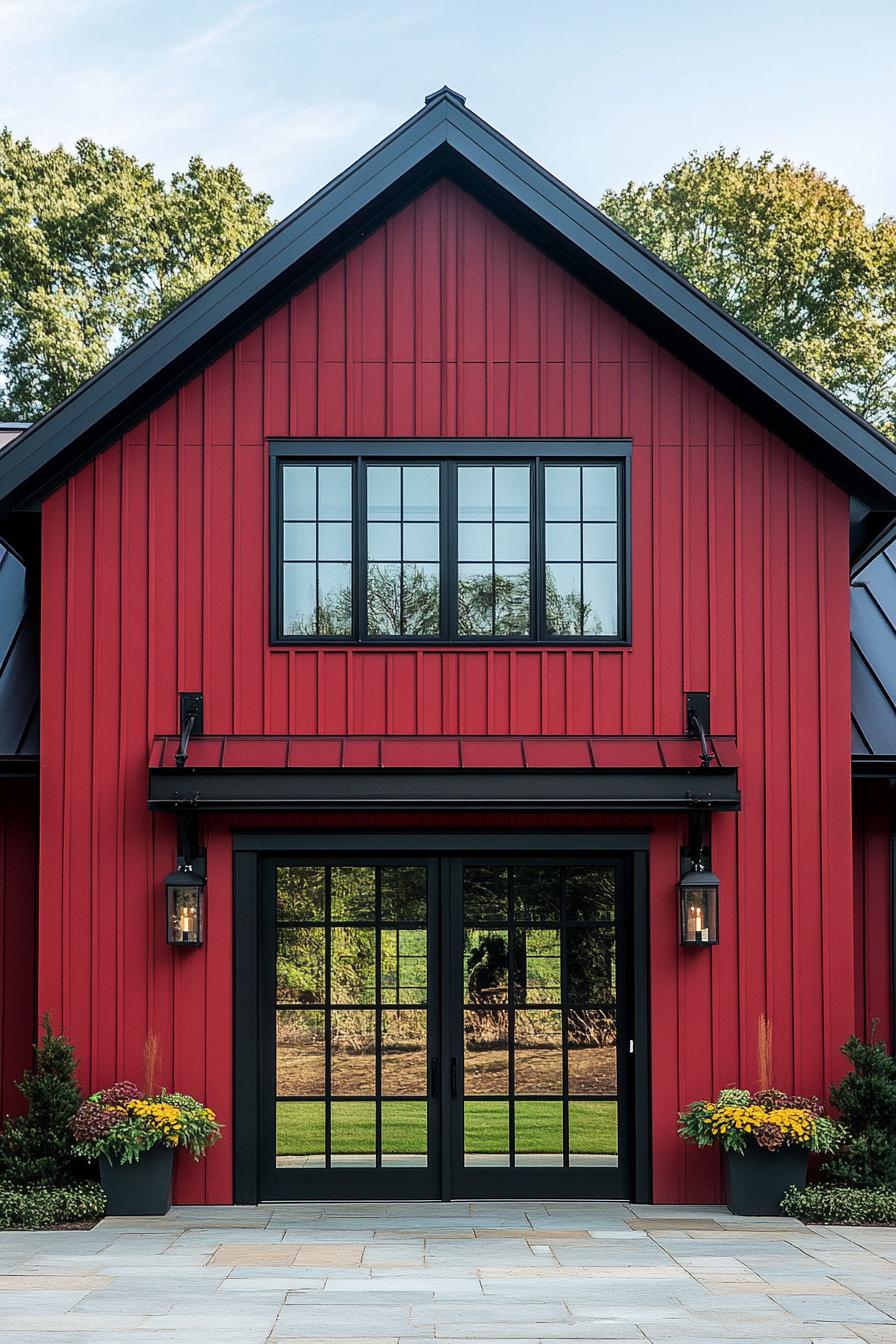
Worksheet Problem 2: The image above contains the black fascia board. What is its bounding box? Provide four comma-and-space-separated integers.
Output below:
147, 765, 741, 813
2, 88, 895, 546
852, 756, 896, 779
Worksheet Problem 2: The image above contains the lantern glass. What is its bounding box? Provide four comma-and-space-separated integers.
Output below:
679, 869, 719, 946
165, 871, 205, 946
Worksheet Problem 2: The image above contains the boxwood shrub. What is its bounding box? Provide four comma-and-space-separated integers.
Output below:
781, 1184, 896, 1225
0, 1180, 105, 1229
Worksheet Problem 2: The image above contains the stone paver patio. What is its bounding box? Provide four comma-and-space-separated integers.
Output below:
1, 1200, 896, 1343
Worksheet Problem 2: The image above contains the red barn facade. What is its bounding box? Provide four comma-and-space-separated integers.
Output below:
0, 91, 894, 1205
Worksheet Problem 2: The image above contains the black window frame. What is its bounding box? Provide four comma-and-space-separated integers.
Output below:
270, 440, 632, 646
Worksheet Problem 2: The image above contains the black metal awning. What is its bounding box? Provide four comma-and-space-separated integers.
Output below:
148, 765, 741, 814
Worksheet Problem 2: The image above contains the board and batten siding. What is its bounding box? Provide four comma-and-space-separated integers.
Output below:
38, 179, 854, 1203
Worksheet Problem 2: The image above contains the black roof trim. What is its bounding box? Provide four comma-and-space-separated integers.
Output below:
1, 89, 895, 552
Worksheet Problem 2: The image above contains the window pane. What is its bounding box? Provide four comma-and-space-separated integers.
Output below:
316, 563, 352, 634
318, 522, 352, 561
367, 466, 401, 520
545, 523, 581, 562
457, 466, 493, 521
494, 466, 530, 520
544, 466, 580, 519
283, 465, 316, 520
277, 928, 324, 1003
403, 523, 440, 563
457, 566, 494, 636
317, 465, 352, 520
458, 523, 492, 561
494, 566, 529, 635
367, 523, 401, 561
367, 563, 401, 635
283, 563, 317, 636
381, 866, 427, 923
583, 466, 617, 521
402, 564, 440, 635
583, 523, 616, 562
283, 523, 316, 562
404, 466, 440, 520
515, 1099, 563, 1166
583, 565, 618, 636
381, 1100, 426, 1166
494, 523, 530, 563
276, 1100, 325, 1167
277, 866, 325, 922
331, 867, 375, 921
545, 563, 582, 636
277, 1010, 325, 1096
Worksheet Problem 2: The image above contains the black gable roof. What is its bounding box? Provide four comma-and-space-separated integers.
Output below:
1, 88, 895, 564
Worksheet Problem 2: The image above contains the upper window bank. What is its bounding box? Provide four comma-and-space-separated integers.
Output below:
270, 441, 630, 645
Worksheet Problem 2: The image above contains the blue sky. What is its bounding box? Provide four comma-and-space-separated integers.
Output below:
3, 0, 895, 221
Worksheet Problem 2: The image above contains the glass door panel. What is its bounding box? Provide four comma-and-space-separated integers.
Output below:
268, 860, 439, 1197
453, 859, 626, 1195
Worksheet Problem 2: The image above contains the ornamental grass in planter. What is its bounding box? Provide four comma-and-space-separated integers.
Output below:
71, 1083, 221, 1216
679, 1087, 843, 1216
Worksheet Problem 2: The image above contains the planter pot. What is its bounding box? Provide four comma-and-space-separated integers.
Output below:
723, 1144, 808, 1216
99, 1146, 174, 1216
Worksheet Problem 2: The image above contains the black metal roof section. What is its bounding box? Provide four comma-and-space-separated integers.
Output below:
0, 545, 38, 769
1, 88, 895, 559
852, 545, 896, 772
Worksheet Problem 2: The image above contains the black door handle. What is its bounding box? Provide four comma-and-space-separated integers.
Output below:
430, 1056, 440, 1098
450, 1057, 458, 1099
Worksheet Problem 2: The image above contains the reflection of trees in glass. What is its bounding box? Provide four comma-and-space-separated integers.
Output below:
466, 934, 509, 1000
367, 563, 439, 636
285, 582, 352, 636
544, 568, 594, 636
277, 867, 325, 921
457, 571, 529, 636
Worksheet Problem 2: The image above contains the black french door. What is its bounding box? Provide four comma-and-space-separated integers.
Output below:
254, 848, 644, 1201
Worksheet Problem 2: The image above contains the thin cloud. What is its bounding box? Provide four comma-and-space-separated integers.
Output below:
171, 0, 277, 58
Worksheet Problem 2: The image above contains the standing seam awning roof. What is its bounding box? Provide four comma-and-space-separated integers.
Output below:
149, 734, 741, 772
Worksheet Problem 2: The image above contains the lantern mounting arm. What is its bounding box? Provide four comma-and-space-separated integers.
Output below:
174, 692, 204, 769
688, 808, 710, 869
175, 810, 201, 869
685, 691, 715, 768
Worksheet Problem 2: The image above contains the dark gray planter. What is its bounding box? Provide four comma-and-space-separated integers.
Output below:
723, 1143, 808, 1216
99, 1146, 174, 1216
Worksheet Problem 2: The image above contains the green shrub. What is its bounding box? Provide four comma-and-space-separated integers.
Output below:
824, 1031, 896, 1189
0, 1015, 84, 1186
0, 1181, 105, 1229
781, 1183, 896, 1225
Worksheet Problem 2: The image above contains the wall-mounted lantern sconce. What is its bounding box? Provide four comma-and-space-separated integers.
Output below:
680, 805, 719, 946
166, 805, 205, 947
165, 865, 206, 946
679, 863, 719, 945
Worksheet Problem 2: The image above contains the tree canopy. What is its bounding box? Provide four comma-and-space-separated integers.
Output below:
0, 131, 273, 420
600, 149, 896, 437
